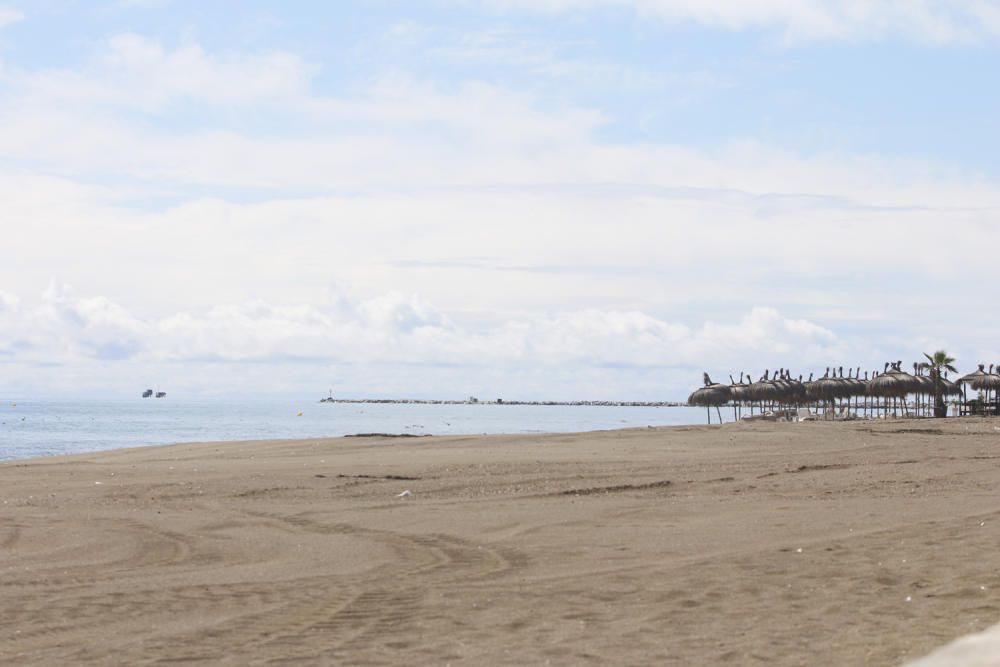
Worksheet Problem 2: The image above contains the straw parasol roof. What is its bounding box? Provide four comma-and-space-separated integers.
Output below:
941, 374, 962, 396
808, 368, 844, 401
776, 370, 807, 403
956, 364, 1000, 391
688, 373, 732, 407
890, 362, 921, 393
840, 367, 867, 399
728, 373, 751, 403
747, 370, 782, 403
912, 363, 935, 395
867, 362, 920, 398
916, 361, 962, 398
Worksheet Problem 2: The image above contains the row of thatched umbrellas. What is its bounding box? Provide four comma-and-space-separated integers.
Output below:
689, 362, 1000, 424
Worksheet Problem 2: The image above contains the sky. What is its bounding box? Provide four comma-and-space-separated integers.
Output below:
1, 0, 1000, 400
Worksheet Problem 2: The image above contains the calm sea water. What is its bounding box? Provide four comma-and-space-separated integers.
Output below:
0, 398, 707, 461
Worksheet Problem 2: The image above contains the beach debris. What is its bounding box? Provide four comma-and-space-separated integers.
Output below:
397, 490, 412, 498
94, 481, 103, 485
796, 548, 803, 553
906, 596, 912, 602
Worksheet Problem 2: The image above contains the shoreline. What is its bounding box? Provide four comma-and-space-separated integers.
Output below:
1, 401, 707, 463
3, 420, 999, 664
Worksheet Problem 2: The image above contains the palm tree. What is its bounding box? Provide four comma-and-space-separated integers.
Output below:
920, 350, 958, 418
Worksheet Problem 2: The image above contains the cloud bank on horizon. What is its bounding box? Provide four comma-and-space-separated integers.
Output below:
478, 0, 1000, 43
1, 1, 999, 399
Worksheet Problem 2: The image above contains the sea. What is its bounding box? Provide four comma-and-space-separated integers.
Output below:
0, 398, 708, 461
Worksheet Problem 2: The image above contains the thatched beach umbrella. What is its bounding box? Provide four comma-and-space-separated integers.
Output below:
728, 373, 751, 421
747, 370, 785, 414
688, 373, 732, 424
859, 370, 874, 416
889, 361, 921, 395
821, 367, 863, 418
808, 368, 846, 416
941, 372, 962, 397
867, 363, 901, 416
956, 364, 1000, 414
841, 367, 867, 416
956, 364, 992, 388
865, 369, 887, 416
792, 375, 809, 405
801, 371, 816, 402
775, 369, 807, 405
868, 361, 920, 417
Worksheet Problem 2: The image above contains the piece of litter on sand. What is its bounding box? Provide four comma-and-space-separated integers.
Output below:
906, 596, 912, 602
796, 548, 803, 553
397, 490, 412, 497
94, 481, 102, 485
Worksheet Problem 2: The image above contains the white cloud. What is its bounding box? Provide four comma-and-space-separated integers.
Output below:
0, 7, 21, 31
1, 35, 998, 398
2, 33, 313, 112
0, 282, 855, 398
477, 0, 1000, 44
116, 0, 170, 8
100, 33, 312, 106
1, 34, 994, 205
0, 290, 18, 312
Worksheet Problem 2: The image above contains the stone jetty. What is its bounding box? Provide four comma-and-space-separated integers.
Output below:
319, 397, 685, 407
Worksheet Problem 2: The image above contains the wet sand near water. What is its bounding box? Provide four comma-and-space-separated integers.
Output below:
2, 419, 1000, 665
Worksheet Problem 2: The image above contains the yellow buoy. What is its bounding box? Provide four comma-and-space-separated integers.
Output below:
296, 411, 303, 417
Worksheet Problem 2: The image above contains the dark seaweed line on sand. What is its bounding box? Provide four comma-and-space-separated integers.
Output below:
553, 480, 673, 497
344, 433, 432, 439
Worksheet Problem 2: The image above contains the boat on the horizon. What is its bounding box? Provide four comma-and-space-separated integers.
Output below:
142, 389, 153, 398
155, 391, 166, 398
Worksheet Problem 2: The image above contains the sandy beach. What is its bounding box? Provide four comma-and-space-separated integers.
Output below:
3, 420, 1000, 665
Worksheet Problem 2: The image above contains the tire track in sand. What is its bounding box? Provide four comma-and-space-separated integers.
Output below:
135, 509, 524, 664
